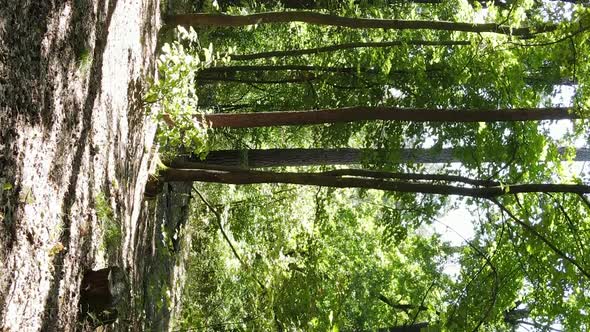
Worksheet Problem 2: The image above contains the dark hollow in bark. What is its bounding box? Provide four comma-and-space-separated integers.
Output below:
79, 266, 127, 327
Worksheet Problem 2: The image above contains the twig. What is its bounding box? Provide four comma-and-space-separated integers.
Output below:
320, 169, 500, 187
490, 198, 590, 280
192, 186, 266, 290
547, 193, 585, 263
578, 193, 590, 211
509, 24, 589, 47
410, 281, 436, 325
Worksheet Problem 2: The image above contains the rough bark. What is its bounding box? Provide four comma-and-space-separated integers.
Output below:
165, 12, 556, 37
199, 107, 577, 128
159, 168, 590, 198
170, 147, 590, 168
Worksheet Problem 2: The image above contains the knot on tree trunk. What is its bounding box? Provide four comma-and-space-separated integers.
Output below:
79, 266, 128, 327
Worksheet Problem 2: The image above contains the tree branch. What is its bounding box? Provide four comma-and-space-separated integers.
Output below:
192, 186, 266, 290
162, 168, 590, 198
490, 198, 590, 280
166, 12, 557, 37
320, 169, 500, 187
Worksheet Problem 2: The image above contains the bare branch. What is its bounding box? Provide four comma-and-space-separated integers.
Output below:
490, 198, 590, 280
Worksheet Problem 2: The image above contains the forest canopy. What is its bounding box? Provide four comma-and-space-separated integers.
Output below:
146, 0, 590, 330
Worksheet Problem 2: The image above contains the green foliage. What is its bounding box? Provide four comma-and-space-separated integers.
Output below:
175, 184, 452, 331
95, 192, 121, 255
76, 48, 92, 73
145, 27, 230, 158
162, 1, 590, 331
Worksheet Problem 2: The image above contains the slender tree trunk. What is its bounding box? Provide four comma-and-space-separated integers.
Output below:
197, 65, 435, 80
198, 65, 570, 88
376, 293, 428, 311
198, 75, 317, 84
214, 0, 587, 11
160, 168, 590, 198
196, 65, 400, 83
376, 322, 430, 332
169, 147, 590, 168
200, 65, 377, 74
228, 39, 471, 61
196, 66, 416, 84
165, 12, 556, 37
198, 107, 577, 128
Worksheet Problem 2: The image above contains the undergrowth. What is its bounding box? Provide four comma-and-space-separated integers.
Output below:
144, 26, 229, 159
95, 192, 122, 257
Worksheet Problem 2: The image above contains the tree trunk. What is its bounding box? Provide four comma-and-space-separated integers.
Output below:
376, 322, 430, 332
197, 65, 436, 80
169, 147, 590, 168
198, 64, 572, 89
214, 0, 587, 11
165, 12, 556, 37
228, 39, 471, 61
198, 74, 317, 84
377, 293, 428, 311
198, 107, 577, 128
200, 64, 380, 74
159, 168, 590, 198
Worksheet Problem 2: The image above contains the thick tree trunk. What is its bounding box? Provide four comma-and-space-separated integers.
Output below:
165, 12, 556, 37
160, 168, 590, 198
169, 147, 590, 168
199, 107, 577, 128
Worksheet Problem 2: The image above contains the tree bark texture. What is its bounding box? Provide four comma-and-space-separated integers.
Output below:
170, 147, 590, 168
165, 12, 556, 37
160, 168, 590, 198
201, 107, 577, 128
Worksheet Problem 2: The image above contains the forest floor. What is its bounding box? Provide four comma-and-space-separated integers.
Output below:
0, 0, 168, 330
